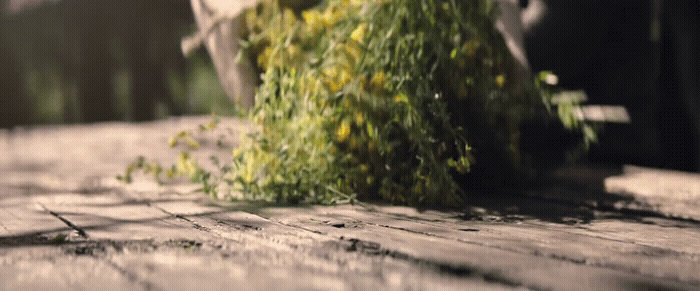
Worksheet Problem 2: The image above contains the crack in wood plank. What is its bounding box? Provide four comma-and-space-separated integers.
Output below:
133, 196, 534, 289
267, 206, 700, 287
60, 240, 198, 291
148, 203, 214, 234
374, 213, 699, 284
35, 202, 89, 239
0, 208, 11, 234
100, 258, 155, 291
255, 215, 534, 289
333, 236, 532, 289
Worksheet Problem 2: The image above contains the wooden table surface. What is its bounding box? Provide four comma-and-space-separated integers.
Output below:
1, 116, 698, 290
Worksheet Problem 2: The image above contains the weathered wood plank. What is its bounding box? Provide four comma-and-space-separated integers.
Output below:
302, 205, 700, 283
605, 165, 700, 220
0, 256, 143, 290
2, 117, 699, 290
121, 192, 513, 290
0, 194, 71, 237
257, 205, 699, 290
32, 193, 212, 241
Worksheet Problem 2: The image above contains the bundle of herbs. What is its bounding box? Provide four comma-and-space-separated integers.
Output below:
121, 0, 593, 208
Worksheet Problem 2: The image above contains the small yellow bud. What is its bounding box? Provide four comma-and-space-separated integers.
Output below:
257, 46, 273, 68
351, 23, 367, 43
359, 164, 369, 173
321, 8, 343, 27
371, 71, 385, 87
495, 74, 506, 88
370, 71, 386, 94
302, 10, 323, 32
353, 111, 365, 125
366, 123, 376, 139
185, 136, 200, 149
394, 93, 408, 103
336, 120, 351, 142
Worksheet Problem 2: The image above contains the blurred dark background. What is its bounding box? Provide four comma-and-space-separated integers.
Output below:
525, 0, 698, 172
0, 0, 698, 171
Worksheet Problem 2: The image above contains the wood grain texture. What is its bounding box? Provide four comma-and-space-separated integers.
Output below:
1, 117, 697, 290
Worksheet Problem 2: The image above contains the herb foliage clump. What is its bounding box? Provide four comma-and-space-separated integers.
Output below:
231, 0, 556, 206
121, 0, 592, 207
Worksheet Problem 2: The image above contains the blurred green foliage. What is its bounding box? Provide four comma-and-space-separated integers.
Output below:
11, 51, 233, 124
0, 1, 235, 126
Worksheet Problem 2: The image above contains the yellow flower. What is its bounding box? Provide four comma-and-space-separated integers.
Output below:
394, 93, 409, 103
302, 10, 323, 32
242, 151, 255, 183
322, 67, 339, 91
177, 152, 197, 176
495, 74, 506, 88
232, 146, 244, 158
336, 119, 351, 142
329, 81, 341, 93
366, 123, 376, 139
323, 67, 338, 79
340, 69, 353, 87
282, 8, 297, 29
302, 74, 322, 96
359, 164, 369, 173
184, 136, 200, 149
351, 23, 368, 43
370, 71, 386, 94
245, 9, 258, 31
324, 66, 353, 93
321, 7, 343, 27
258, 46, 273, 68
353, 110, 365, 125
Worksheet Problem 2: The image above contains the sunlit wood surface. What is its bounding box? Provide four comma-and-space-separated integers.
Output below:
1, 116, 698, 290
